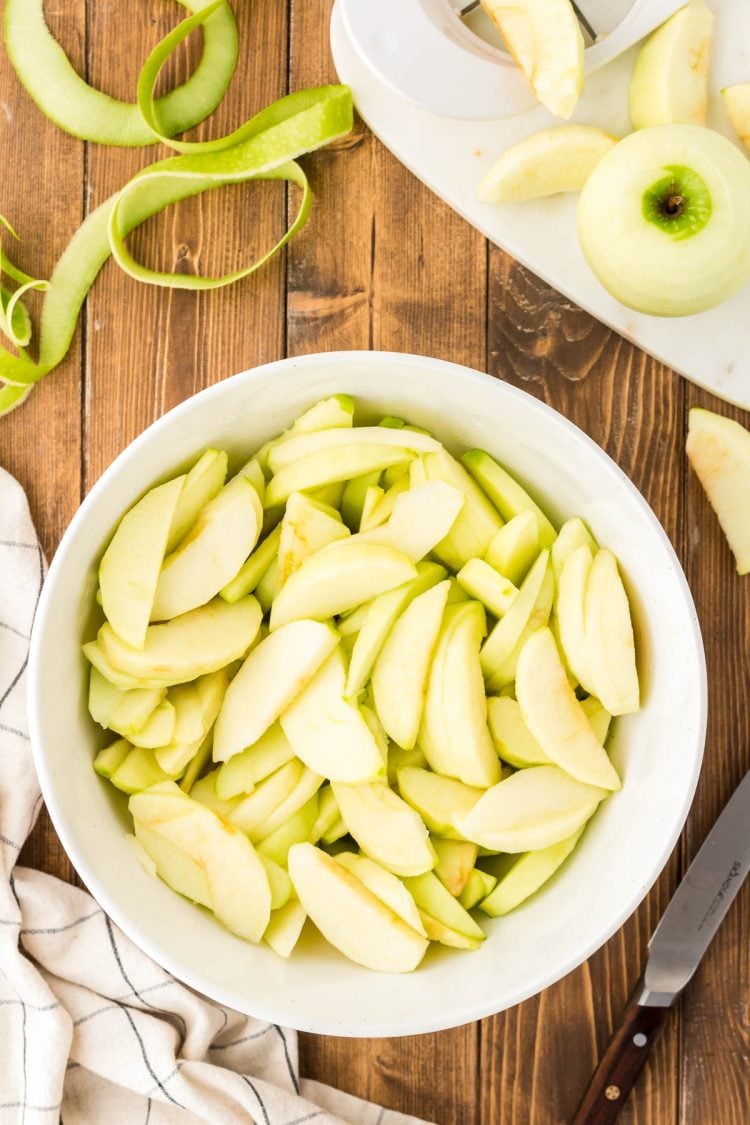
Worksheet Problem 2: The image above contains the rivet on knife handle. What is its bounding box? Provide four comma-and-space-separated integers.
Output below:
569, 976, 670, 1125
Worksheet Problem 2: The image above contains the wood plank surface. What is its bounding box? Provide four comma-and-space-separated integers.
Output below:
0, 2, 748, 1122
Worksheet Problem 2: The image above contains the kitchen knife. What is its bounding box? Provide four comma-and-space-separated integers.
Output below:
572, 771, 750, 1125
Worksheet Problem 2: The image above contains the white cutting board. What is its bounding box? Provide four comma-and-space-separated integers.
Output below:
331, 0, 750, 410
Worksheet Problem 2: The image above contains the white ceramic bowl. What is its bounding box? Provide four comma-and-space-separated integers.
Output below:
29, 351, 706, 1037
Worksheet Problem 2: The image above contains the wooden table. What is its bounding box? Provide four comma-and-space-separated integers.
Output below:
1, 3, 748, 1122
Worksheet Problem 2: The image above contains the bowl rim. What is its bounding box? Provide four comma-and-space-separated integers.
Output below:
28, 349, 707, 1036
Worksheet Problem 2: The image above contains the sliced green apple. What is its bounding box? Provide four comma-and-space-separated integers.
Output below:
456, 558, 518, 618
580, 695, 612, 745
420, 601, 500, 788
131, 782, 271, 942
432, 838, 479, 897
99, 476, 185, 649
127, 700, 176, 750
359, 484, 386, 530
256, 795, 319, 867
190, 769, 241, 819
421, 449, 503, 570
584, 550, 640, 715
280, 648, 385, 783
360, 475, 409, 531
458, 764, 606, 852
479, 126, 617, 204
212, 620, 339, 762
346, 562, 447, 699
331, 781, 437, 877
402, 871, 485, 944
516, 627, 621, 789
458, 868, 498, 911
93, 738, 130, 779
277, 492, 350, 589
288, 843, 428, 973
249, 768, 323, 844
133, 822, 212, 908
397, 767, 484, 839
335, 852, 426, 934
270, 540, 416, 629
215, 723, 296, 800
486, 694, 550, 768
357, 481, 465, 563
83, 641, 161, 692
267, 425, 440, 473
265, 445, 414, 509
551, 517, 598, 582
686, 407, 750, 575
110, 746, 177, 794
722, 84, 750, 152
263, 899, 307, 958
166, 449, 228, 555
255, 557, 280, 614
154, 669, 229, 776
479, 826, 585, 916
340, 470, 382, 530
386, 745, 427, 787
258, 853, 293, 910
98, 596, 262, 686
556, 543, 597, 693
88, 667, 166, 739
461, 449, 557, 548
629, 0, 714, 130
484, 512, 541, 586
480, 550, 554, 689
481, 0, 584, 119
151, 478, 262, 621
312, 785, 348, 844
228, 759, 305, 838
577, 124, 750, 316
257, 394, 355, 474
371, 579, 451, 749
219, 525, 281, 604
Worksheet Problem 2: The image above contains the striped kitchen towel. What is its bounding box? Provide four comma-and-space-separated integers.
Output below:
0, 466, 432, 1125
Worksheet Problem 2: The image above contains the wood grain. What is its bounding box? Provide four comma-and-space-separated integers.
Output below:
0, 2, 748, 1122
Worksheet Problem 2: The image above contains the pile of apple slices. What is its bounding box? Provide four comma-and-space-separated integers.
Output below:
84, 394, 640, 972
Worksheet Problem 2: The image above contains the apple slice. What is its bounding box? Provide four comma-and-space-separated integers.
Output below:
432, 838, 478, 897
131, 782, 271, 942
88, 667, 166, 739
360, 475, 408, 531
479, 826, 585, 916
190, 770, 241, 819
629, 0, 714, 130
371, 579, 451, 749
578, 124, 750, 317
227, 759, 305, 838
335, 853, 426, 935
402, 871, 485, 944
387, 745, 427, 786
580, 696, 612, 745
83, 641, 161, 692
270, 540, 416, 629
686, 407, 750, 575
480, 550, 554, 690
584, 550, 640, 715
151, 478, 262, 621
111, 746, 177, 793
556, 543, 597, 693
341, 470, 383, 530
397, 768, 484, 840
99, 476, 185, 649
133, 822, 212, 908
312, 785, 348, 844
481, 0, 584, 119
360, 484, 386, 530
356, 481, 465, 563
551, 516, 597, 581
265, 445, 414, 509
331, 781, 437, 877
258, 854, 293, 910
215, 723, 296, 800
264, 899, 307, 959
421, 449, 503, 570
516, 627, 621, 789
258, 394, 355, 473
487, 695, 551, 768
484, 512, 541, 585
127, 700, 176, 750
277, 492, 350, 588
249, 768, 323, 843
220, 525, 281, 604
456, 559, 518, 618
256, 795, 319, 867
98, 596, 261, 686
479, 127, 617, 204
420, 601, 501, 788
154, 670, 229, 776
93, 738, 130, 780
458, 764, 606, 852
280, 648, 386, 783
346, 562, 447, 699
267, 425, 440, 473
458, 868, 498, 911
166, 449, 228, 555
461, 449, 557, 548
212, 620, 339, 762
723, 84, 750, 152
288, 843, 429, 972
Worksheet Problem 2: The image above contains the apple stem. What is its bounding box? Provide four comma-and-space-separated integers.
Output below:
665, 193, 683, 216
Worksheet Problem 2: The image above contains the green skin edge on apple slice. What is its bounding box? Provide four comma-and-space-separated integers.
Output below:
642, 165, 712, 241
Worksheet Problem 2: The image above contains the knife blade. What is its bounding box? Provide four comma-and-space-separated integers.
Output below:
572, 771, 750, 1125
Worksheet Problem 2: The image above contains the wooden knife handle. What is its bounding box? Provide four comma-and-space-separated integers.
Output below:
570, 978, 672, 1125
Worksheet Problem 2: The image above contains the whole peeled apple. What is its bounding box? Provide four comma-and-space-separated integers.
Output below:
577, 124, 750, 316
